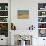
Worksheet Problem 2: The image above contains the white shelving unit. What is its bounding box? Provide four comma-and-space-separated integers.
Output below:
38, 3, 46, 37
0, 3, 8, 22
0, 3, 8, 45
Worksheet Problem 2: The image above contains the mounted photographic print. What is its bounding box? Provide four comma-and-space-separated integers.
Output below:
38, 3, 46, 10
38, 17, 46, 22
0, 23, 8, 37
38, 29, 46, 37
0, 17, 8, 22
17, 10, 29, 19
38, 23, 46, 28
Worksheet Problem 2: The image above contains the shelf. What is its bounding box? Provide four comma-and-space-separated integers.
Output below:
0, 16, 8, 17
38, 28, 46, 29
38, 22, 46, 23
0, 10, 8, 11
38, 10, 46, 11
38, 16, 46, 17
0, 22, 8, 23
38, 3, 46, 37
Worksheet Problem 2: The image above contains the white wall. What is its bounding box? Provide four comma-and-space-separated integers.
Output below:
11, 0, 46, 30
11, 0, 38, 30
0, 0, 8, 3
11, 0, 46, 29
11, 0, 46, 46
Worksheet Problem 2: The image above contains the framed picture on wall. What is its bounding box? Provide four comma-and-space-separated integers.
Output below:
17, 10, 29, 19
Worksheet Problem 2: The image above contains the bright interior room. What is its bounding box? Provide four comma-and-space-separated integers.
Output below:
0, 0, 46, 46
